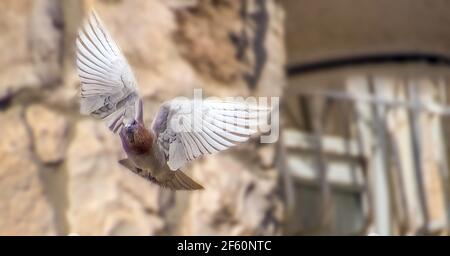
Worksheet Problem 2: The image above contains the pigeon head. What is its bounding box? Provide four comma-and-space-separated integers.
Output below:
122, 119, 139, 144
120, 119, 153, 154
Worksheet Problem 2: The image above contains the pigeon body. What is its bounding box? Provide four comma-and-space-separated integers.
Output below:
76, 11, 268, 190
118, 108, 203, 190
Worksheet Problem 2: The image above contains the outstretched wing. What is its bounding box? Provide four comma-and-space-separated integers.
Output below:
76, 10, 140, 133
151, 99, 270, 170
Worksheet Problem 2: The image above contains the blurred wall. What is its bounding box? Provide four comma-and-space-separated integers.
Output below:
0, 0, 285, 235
281, 0, 450, 66
280, 0, 450, 235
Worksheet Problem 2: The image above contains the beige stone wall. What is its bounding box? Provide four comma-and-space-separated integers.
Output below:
0, 0, 285, 235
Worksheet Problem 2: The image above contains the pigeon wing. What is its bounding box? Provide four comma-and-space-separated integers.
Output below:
76, 10, 140, 133
151, 99, 269, 170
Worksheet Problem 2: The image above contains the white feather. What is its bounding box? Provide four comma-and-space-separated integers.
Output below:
76, 10, 140, 133
152, 100, 268, 170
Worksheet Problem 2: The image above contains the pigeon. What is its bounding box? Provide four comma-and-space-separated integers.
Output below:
76, 10, 269, 190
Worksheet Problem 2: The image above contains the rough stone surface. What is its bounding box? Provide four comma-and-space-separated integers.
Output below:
66, 120, 164, 235
174, 0, 248, 85
174, 0, 286, 97
180, 152, 282, 235
29, 0, 64, 86
258, 145, 276, 169
0, 0, 285, 235
0, 0, 40, 100
25, 104, 68, 164
0, 0, 63, 101
0, 107, 57, 235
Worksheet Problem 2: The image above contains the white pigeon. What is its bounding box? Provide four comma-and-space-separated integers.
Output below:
76, 10, 269, 190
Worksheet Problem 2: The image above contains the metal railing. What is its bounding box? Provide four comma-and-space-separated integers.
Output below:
280, 76, 450, 235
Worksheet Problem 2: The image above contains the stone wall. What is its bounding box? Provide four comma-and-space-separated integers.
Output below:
0, 0, 285, 235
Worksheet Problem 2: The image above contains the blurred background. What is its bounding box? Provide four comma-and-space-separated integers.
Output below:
1, 0, 450, 235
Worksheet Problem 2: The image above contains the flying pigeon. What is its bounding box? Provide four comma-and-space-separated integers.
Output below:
76, 11, 269, 190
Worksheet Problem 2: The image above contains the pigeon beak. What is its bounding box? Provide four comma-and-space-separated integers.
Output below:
123, 122, 135, 143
